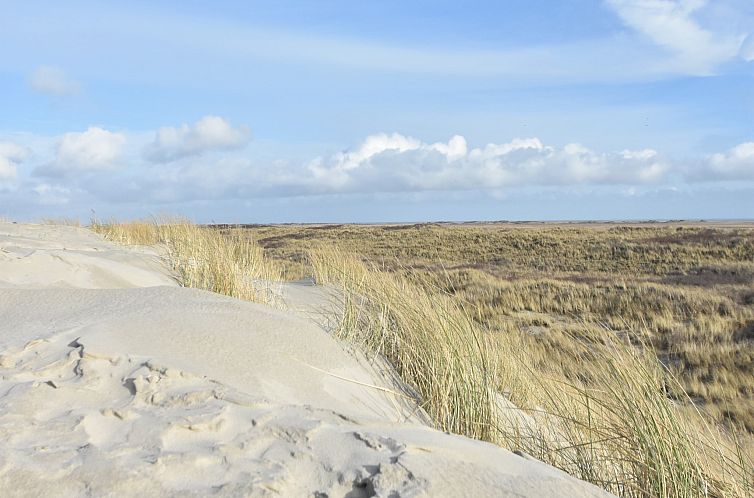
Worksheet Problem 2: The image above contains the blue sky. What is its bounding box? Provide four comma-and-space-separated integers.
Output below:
1, 0, 753, 222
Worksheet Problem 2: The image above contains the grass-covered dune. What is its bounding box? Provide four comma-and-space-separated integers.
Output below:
4, 220, 621, 497
92, 220, 754, 497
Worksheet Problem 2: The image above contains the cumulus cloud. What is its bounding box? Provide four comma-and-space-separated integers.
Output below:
143, 116, 250, 163
0, 142, 29, 180
28, 66, 81, 96
702, 142, 754, 180
605, 0, 748, 73
35, 127, 126, 177
306, 133, 670, 194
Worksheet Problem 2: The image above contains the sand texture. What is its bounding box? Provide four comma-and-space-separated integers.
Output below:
0, 222, 613, 497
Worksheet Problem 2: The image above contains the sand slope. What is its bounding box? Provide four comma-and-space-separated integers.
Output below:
0, 223, 613, 497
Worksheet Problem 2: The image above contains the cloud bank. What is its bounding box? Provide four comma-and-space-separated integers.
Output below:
307, 134, 670, 194
3, 123, 753, 213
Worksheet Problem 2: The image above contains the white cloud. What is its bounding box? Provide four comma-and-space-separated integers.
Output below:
28, 66, 81, 96
704, 142, 754, 179
0, 142, 29, 180
606, 0, 748, 74
36, 127, 126, 177
96, 132, 687, 203
8, 127, 754, 210
143, 116, 250, 163
306, 133, 670, 194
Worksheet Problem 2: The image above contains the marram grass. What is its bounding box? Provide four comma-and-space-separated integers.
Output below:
310, 246, 499, 441
91, 219, 281, 304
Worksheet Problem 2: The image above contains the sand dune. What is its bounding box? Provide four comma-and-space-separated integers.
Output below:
0, 222, 613, 497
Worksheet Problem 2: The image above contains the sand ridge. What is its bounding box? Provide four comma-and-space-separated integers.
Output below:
0, 222, 613, 497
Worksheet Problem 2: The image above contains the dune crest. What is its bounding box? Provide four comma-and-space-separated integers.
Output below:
0, 222, 612, 497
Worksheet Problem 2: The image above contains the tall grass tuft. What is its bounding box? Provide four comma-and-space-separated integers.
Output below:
310, 246, 499, 441
91, 219, 281, 304
498, 333, 753, 497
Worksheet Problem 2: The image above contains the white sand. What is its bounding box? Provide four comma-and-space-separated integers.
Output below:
0, 222, 613, 497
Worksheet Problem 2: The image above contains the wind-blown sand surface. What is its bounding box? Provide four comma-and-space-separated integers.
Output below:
0, 222, 612, 497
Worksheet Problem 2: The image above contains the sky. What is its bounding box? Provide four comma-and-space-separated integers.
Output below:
1, 0, 753, 222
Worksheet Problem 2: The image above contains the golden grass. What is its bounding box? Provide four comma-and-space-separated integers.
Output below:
502, 332, 752, 497
310, 247, 498, 441
91, 219, 281, 304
